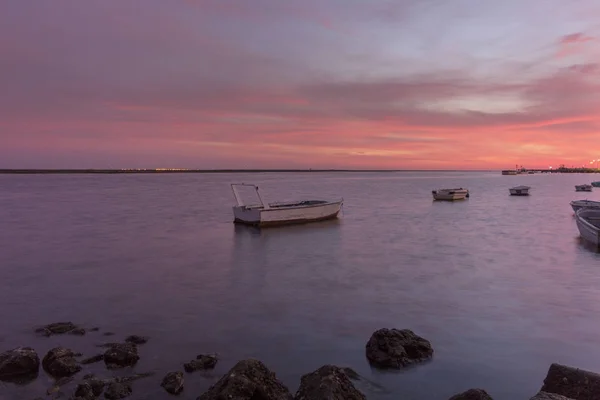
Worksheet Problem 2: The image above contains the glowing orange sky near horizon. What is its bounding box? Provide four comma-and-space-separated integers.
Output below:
1, 0, 599, 169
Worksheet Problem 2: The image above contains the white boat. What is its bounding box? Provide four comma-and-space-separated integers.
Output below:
570, 200, 600, 213
575, 184, 593, 192
231, 183, 343, 227
575, 209, 600, 247
509, 185, 531, 196
432, 188, 469, 201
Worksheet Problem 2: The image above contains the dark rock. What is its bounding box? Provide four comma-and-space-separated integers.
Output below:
81, 354, 104, 365
104, 382, 132, 399
0, 347, 40, 381
448, 388, 494, 400
113, 371, 155, 384
540, 363, 600, 400
529, 392, 574, 400
161, 371, 184, 395
69, 328, 86, 336
124, 335, 148, 345
103, 343, 139, 369
96, 342, 121, 348
196, 359, 293, 400
42, 347, 82, 378
294, 365, 366, 400
35, 322, 79, 336
341, 367, 360, 380
75, 375, 106, 398
90, 327, 100, 332
103, 332, 115, 337
365, 328, 433, 369
184, 354, 218, 372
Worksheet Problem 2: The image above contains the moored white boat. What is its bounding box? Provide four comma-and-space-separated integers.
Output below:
575, 209, 600, 247
231, 183, 343, 227
509, 185, 531, 196
575, 184, 593, 192
570, 200, 600, 213
432, 188, 469, 201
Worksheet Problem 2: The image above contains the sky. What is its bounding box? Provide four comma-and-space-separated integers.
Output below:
1, 0, 599, 169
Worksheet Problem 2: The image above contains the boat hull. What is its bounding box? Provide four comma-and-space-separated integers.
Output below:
592, 181, 600, 187
575, 209, 600, 247
570, 200, 600, 213
509, 188, 530, 196
432, 189, 469, 201
575, 185, 593, 192
233, 200, 343, 227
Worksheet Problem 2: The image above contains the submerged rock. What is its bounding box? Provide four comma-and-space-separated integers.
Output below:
448, 388, 494, 400
103, 343, 139, 369
104, 382, 132, 399
365, 328, 433, 369
35, 322, 81, 336
69, 328, 86, 336
161, 371, 184, 395
46, 376, 74, 395
196, 359, 293, 400
184, 354, 218, 373
295, 365, 366, 400
540, 363, 600, 400
42, 347, 81, 378
0, 347, 40, 381
81, 354, 104, 365
124, 335, 148, 345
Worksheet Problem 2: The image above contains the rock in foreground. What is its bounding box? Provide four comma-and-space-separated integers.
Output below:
104, 382, 132, 399
0, 347, 40, 381
42, 347, 81, 378
529, 392, 574, 400
103, 343, 139, 369
197, 359, 293, 400
540, 363, 600, 400
161, 371, 184, 395
365, 328, 433, 369
448, 388, 494, 400
295, 365, 366, 400
35, 322, 83, 336
124, 335, 148, 345
184, 354, 218, 373
75, 375, 106, 398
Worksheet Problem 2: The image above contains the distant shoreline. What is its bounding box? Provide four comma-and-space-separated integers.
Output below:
0, 168, 597, 174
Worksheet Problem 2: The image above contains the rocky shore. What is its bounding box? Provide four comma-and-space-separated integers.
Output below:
0, 322, 598, 399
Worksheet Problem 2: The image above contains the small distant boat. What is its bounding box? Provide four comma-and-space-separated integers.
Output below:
230, 183, 343, 227
575, 209, 600, 247
570, 200, 600, 213
509, 185, 531, 196
501, 170, 517, 175
591, 181, 600, 187
575, 184, 593, 192
432, 188, 469, 201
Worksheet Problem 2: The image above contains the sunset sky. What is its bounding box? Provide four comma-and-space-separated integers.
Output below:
1, 0, 599, 169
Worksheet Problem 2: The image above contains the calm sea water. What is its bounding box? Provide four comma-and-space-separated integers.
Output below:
1, 171, 600, 400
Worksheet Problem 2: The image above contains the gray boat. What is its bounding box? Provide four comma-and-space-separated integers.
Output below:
570, 200, 600, 213
575, 209, 600, 247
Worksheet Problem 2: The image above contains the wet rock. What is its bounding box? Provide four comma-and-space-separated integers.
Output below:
89, 327, 100, 332
103, 343, 139, 369
0, 347, 40, 381
103, 332, 115, 337
112, 371, 155, 384
124, 335, 148, 345
75, 375, 106, 398
184, 354, 218, 372
69, 328, 86, 336
529, 392, 574, 400
365, 328, 433, 369
104, 382, 132, 399
294, 365, 366, 400
448, 388, 494, 400
161, 371, 184, 395
340, 367, 359, 380
196, 359, 293, 400
35, 322, 79, 336
540, 363, 600, 400
42, 347, 82, 378
81, 354, 104, 365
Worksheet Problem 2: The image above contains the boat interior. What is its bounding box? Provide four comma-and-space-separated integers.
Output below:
268, 200, 329, 208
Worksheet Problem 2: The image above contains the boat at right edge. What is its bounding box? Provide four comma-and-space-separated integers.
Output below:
575, 208, 600, 248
